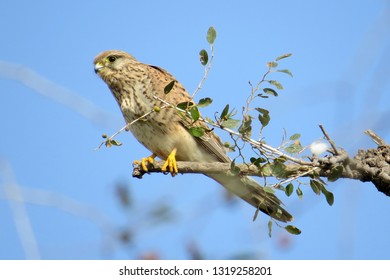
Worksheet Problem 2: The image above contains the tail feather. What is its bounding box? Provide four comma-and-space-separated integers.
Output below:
207, 173, 293, 222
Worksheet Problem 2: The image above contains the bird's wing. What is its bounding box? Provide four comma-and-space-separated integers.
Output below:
147, 64, 231, 163
181, 115, 231, 163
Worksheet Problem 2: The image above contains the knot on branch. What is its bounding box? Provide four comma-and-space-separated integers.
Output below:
354, 145, 390, 196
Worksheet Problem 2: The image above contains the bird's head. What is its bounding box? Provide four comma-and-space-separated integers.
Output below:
93, 50, 137, 78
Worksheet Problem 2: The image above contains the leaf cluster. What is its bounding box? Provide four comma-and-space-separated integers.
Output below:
101, 133, 122, 148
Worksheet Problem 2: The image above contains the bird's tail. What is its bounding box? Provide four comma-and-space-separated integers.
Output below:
207, 173, 293, 222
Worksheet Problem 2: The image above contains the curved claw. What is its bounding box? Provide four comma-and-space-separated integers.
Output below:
161, 148, 178, 176
134, 154, 156, 171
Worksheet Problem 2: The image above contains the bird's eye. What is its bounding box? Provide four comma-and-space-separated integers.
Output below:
107, 56, 117, 63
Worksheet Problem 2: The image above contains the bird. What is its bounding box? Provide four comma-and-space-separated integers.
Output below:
94, 50, 293, 222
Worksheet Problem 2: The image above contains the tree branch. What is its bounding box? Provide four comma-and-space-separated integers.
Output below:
132, 145, 390, 196
364, 129, 389, 146
319, 124, 339, 155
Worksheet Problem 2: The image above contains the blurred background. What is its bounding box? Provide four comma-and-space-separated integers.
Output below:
1, 0, 389, 259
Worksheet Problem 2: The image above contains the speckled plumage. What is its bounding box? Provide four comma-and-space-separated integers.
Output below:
94, 50, 293, 222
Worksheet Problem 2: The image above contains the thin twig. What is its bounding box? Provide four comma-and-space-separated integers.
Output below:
248, 67, 271, 106
319, 124, 339, 155
96, 124, 127, 150
192, 44, 214, 99
270, 166, 320, 189
364, 129, 388, 146
96, 105, 169, 149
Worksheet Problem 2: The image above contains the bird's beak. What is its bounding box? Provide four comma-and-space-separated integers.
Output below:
94, 62, 104, 74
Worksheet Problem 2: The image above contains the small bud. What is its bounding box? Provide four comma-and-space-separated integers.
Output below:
102, 134, 107, 139
153, 106, 161, 112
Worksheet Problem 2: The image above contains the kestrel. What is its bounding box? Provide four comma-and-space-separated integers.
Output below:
94, 50, 293, 222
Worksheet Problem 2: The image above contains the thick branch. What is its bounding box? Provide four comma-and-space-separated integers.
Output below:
132, 146, 390, 196
351, 145, 390, 195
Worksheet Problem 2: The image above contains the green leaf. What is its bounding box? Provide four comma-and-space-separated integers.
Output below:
285, 143, 302, 154
296, 187, 303, 200
231, 166, 241, 175
268, 220, 273, 238
258, 112, 270, 127
223, 142, 235, 152
275, 53, 292, 61
197, 97, 213, 108
238, 116, 252, 136
326, 192, 334, 206
190, 106, 200, 121
220, 104, 229, 120
111, 139, 122, 146
176, 101, 194, 111
263, 88, 278, 96
164, 81, 175, 94
324, 190, 334, 206
106, 139, 122, 148
250, 157, 266, 167
267, 61, 278, 68
188, 126, 204, 137
320, 185, 334, 206
285, 183, 294, 197
253, 207, 260, 222
264, 186, 275, 194
199, 49, 209, 66
310, 179, 322, 195
289, 133, 301, 141
277, 69, 293, 77
222, 118, 240, 129
328, 166, 344, 182
204, 117, 215, 124
255, 107, 269, 115
230, 160, 240, 175
256, 108, 270, 127
268, 80, 284, 90
207, 26, 217, 44
271, 161, 287, 178
274, 156, 287, 163
261, 164, 272, 176
285, 225, 301, 235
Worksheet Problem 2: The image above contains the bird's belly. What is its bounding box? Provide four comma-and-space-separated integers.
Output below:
129, 121, 213, 162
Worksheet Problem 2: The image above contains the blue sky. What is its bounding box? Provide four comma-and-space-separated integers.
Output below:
1, 0, 389, 259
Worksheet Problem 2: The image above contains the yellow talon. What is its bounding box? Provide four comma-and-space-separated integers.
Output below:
134, 154, 156, 171
161, 148, 178, 176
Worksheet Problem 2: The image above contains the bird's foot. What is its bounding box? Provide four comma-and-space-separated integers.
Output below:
133, 154, 156, 171
161, 148, 178, 177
